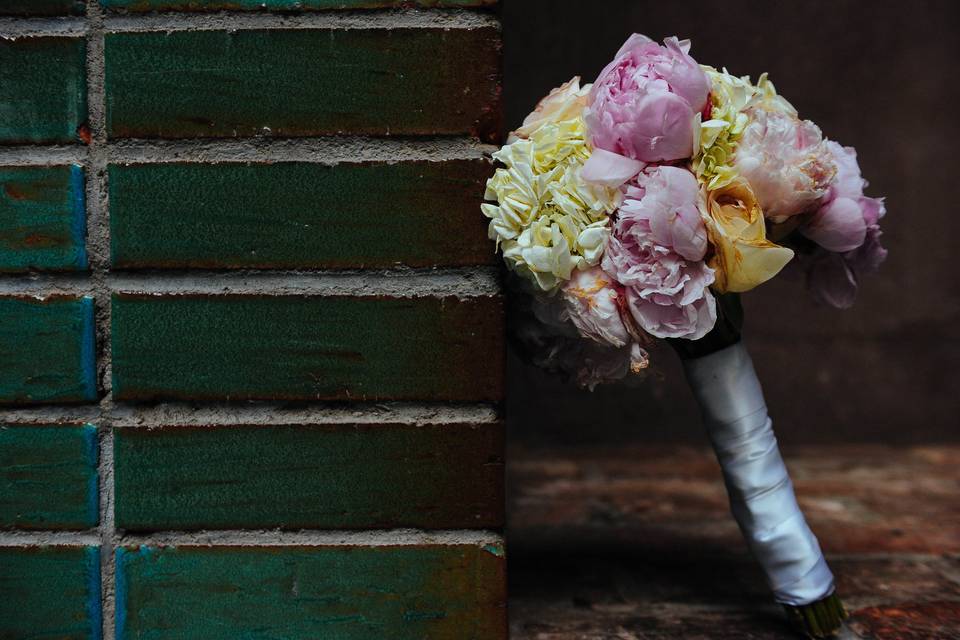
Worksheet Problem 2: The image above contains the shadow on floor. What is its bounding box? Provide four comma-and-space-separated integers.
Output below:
507, 445, 960, 639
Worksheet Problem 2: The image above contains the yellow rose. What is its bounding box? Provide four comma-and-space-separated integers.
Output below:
703, 179, 794, 293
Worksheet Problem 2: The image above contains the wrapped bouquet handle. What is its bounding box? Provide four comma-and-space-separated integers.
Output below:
671, 295, 847, 637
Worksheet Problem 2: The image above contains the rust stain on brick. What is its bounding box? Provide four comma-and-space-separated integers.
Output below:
3, 184, 30, 200
20, 233, 66, 249
75, 123, 92, 145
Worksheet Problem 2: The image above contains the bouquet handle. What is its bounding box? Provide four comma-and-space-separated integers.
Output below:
672, 296, 848, 637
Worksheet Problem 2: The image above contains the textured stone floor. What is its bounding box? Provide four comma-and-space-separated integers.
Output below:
508, 445, 960, 639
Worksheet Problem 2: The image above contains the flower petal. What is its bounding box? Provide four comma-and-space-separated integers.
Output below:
580, 149, 645, 187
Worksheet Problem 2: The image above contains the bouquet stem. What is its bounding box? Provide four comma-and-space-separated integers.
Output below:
784, 592, 849, 638
671, 294, 846, 637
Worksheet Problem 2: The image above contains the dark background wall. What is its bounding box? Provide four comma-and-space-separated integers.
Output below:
503, 0, 960, 446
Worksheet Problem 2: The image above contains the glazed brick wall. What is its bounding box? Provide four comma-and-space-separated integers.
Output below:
0, 1, 504, 638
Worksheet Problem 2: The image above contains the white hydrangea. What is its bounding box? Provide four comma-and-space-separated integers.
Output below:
481, 96, 622, 291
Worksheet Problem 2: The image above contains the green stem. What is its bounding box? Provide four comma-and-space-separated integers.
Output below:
783, 592, 848, 638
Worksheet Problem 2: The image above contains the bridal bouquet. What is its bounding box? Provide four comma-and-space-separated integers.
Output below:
483, 34, 887, 389
484, 34, 887, 637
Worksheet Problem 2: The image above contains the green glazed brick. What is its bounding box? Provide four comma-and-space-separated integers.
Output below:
111, 294, 503, 402
0, 0, 85, 15
0, 38, 87, 144
0, 296, 97, 404
115, 544, 506, 640
109, 160, 494, 269
114, 422, 503, 531
0, 424, 98, 529
0, 546, 101, 640
0, 165, 87, 272
104, 28, 500, 141
102, 0, 494, 9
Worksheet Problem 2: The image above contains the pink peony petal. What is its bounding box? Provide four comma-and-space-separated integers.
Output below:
802, 197, 867, 252
614, 33, 654, 59
580, 149, 645, 187
625, 92, 697, 162
859, 196, 886, 226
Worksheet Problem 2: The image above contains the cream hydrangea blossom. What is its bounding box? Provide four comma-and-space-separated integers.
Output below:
482, 78, 622, 291
692, 67, 769, 190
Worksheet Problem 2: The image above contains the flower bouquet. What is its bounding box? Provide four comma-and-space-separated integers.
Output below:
482, 34, 887, 638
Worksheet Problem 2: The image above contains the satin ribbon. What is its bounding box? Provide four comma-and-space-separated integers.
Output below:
681, 340, 835, 606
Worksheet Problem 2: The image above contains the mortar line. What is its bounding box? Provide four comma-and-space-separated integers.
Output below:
0, 526, 504, 548
0, 407, 102, 423
83, 2, 116, 639
0, 16, 86, 36
103, 9, 500, 32
0, 531, 102, 546
0, 268, 502, 297
0, 9, 499, 36
110, 404, 502, 427
116, 529, 504, 547
0, 403, 500, 426
0, 137, 496, 164
0, 146, 88, 165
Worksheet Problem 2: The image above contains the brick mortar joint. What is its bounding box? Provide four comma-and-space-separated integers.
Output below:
80, 2, 117, 638
0, 9, 500, 36
0, 403, 501, 426
0, 137, 498, 165
0, 268, 503, 297
0, 529, 505, 547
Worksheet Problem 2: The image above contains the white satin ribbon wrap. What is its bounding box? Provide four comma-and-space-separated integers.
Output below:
682, 341, 835, 606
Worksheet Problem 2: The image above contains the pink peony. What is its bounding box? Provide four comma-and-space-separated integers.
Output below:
827, 140, 870, 199
801, 141, 886, 254
602, 168, 716, 340
620, 166, 708, 261
585, 34, 710, 164
734, 103, 835, 222
802, 197, 866, 252
799, 142, 887, 308
560, 267, 633, 348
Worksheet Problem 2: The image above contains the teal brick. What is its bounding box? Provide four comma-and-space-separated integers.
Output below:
0, 0, 85, 15
0, 546, 101, 640
102, 0, 494, 9
115, 544, 506, 640
0, 37, 87, 144
0, 424, 98, 529
114, 422, 503, 531
104, 28, 500, 140
0, 165, 87, 272
0, 296, 97, 404
109, 160, 493, 269
111, 294, 503, 402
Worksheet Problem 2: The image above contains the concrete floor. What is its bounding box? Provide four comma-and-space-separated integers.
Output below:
508, 445, 960, 639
